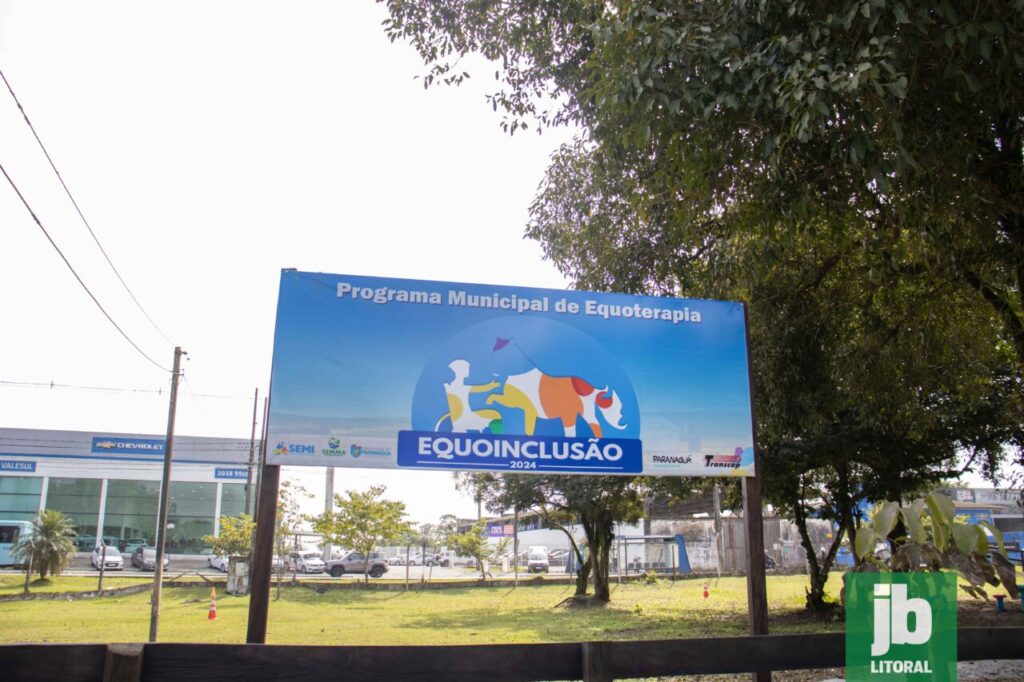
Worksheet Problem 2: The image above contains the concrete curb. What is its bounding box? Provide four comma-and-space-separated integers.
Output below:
0, 582, 153, 603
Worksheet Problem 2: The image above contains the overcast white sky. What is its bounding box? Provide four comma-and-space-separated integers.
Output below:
0, 1, 576, 523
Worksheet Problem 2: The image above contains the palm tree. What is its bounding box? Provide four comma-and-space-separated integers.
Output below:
13, 510, 78, 580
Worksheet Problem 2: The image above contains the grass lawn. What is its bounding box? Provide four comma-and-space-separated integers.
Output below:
0, 573, 847, 645
0, 575, 151, 596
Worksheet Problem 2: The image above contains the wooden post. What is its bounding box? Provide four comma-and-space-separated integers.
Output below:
741, 302, 769, 682
102, 643, 143, 682
582, 641, 612, 682
246, 464, 280, 644
743, 476, 769, 637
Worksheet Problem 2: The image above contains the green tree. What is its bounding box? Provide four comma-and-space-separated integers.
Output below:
312, 485, 413, 584
13, 509, 77, 581
447, 519, 509, 580
275, 480, 311, 597
202, 514, 255, 558
381, 1, 1024, 609
381, 1, 1024, 370
458, 472, 691, 601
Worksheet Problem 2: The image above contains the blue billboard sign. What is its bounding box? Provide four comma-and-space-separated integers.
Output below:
267, 271, 755, 477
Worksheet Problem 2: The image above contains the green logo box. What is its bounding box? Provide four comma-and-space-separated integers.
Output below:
846, 573, 957, 681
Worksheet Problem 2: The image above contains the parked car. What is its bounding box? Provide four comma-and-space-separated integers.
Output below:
122, 538, 148, 554
527, 548, 549, 573
286, 550, 325, 573
272, 555, 285, 572
208, 554, 230, 572
436, 551, 476, 568
408, 552, 439, 566
91, 545, 124, 571
324, 551, 389, 578
386, 554, 406, 566
131, 545, 169, 571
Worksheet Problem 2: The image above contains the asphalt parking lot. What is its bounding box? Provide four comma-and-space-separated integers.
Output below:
1, 554, 569, 580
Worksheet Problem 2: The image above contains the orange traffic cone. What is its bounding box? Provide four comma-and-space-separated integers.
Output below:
208, 587, 218, 620
702, 582, 709, 599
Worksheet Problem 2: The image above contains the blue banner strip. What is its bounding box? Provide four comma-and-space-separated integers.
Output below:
0, 460, 36, 472
397, 430, 642, 474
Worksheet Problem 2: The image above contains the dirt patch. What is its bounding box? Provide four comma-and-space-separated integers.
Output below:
958, 598, 1024, 627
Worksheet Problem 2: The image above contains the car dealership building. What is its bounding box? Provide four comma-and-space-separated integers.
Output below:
0, 427, 255, 554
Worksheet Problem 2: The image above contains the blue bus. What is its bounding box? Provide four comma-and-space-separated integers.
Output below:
0, 520, 33, 566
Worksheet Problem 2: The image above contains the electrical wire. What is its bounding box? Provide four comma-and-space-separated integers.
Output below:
0, 68, 173, 345
0, 379, 253, 400
0, 160, 169, 372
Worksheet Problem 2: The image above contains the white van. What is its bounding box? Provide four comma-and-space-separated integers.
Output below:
527, 546, 549, 573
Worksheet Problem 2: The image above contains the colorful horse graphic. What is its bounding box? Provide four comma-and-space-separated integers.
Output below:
433, 337, 628, 438
485, 367, 625, 437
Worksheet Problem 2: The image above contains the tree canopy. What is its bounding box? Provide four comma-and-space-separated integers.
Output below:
381, 0, 1024, 608
203, 514, 255, 558
382, 0, 1023, 367
312, 485, 413, 583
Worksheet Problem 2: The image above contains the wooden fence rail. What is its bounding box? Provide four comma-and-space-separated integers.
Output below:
2, 628, 1022, 682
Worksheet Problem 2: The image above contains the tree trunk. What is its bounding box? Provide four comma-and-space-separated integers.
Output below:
792, 487, 844, 611
575, 555, 592, 597
587, 512, 614, 602
23, 552, 33, 594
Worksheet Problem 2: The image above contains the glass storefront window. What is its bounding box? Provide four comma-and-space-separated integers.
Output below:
220, 483, 247, 518
103, 480, 160, 550
0, 476, 43, 522
167, 482, 216, 554
46, 478, 101, 549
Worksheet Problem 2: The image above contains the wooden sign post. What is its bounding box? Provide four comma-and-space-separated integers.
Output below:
246, 463, 280, 643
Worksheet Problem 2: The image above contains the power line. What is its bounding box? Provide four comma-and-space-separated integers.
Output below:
0, 379, 253, 400
0, 68, 173, 345
0, 160, 169, 372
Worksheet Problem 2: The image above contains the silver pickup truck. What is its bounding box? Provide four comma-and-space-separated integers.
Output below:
323, 551, 389, 578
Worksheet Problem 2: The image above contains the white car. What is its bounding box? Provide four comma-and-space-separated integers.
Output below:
286, 550, 325, 573
91, 545, 124, 571
208, 554, 230, 572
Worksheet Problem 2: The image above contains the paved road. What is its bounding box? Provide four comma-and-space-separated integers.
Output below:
1, 554, 570, 580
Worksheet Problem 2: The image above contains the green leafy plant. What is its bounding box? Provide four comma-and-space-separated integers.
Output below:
202, 514, 255, 558
853, 492, 1019, 601
13, 509, 78, 581
447, 519, 509, 580
312, 485, 413, 584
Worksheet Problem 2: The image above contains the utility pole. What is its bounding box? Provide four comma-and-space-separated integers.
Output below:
713, 483, 724, 577
252, 397, 269, 520
244, 387, 259, 515
323, 467, 334, 560
149, 346, 184, 643
513, 506, 519, 587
